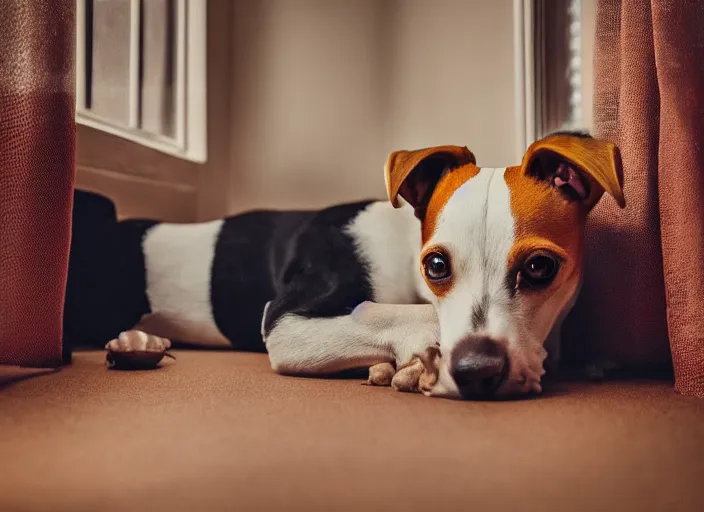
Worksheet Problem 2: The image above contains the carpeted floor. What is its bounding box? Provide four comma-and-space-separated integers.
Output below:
1, 350, 703, 511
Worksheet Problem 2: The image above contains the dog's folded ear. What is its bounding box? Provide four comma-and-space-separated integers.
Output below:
521, 133, 626, 210
385, 145, 476, 216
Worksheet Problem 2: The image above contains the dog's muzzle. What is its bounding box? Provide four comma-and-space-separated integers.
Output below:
449, 336, 509, 399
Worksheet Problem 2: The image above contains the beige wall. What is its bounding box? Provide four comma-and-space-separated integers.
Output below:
385, 0, 518, 167
226, 0, 521, 214
227, 0, 390, 213
77, 0, 523, 221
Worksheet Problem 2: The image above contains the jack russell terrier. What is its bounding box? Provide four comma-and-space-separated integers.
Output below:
63, 131, 624, 400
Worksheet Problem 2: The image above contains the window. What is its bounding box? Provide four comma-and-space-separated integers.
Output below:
533, 0, 585, 136
516, 0, 593, 152
76, 0, 207, 162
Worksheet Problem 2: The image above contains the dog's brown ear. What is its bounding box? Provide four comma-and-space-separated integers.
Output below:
385, 146, 476, 214
521, 133, 625, 210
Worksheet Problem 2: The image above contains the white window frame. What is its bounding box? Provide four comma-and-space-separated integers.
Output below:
75, 0, 207, 163
514, 0, 590, 159
513, 0, 535, 160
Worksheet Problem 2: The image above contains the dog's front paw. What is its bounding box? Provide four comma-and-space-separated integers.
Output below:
393, 325, 441, 370
105, 330, 174, 370
391, 346, 441, 395
364, 362, 396, 386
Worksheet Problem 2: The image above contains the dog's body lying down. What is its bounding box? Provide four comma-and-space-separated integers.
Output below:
64, 132, 624, 400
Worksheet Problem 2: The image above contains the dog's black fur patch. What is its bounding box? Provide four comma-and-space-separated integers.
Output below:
63, 191, 154, 358
209, 210, 312, 352
64, 191, 375, 353
548, 130, 592, 139
259, 201, 375, 338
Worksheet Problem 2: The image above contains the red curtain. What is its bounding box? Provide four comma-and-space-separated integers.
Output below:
564, 0, 704, 397
0, 1, 76, 381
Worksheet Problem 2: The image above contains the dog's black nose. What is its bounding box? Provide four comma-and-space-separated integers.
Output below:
450, 336, 509, 399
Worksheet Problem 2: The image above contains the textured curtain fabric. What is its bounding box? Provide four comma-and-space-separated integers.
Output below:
564, 0, 704, 397
0, 1, 76, 380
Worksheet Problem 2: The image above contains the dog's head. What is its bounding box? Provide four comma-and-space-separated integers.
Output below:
385, 132, 624, 399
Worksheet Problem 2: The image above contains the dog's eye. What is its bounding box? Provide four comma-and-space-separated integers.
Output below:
423, 252, 451, 281
520, 253, 559, 288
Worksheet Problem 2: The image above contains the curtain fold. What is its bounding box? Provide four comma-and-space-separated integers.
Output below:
0, 1, 76, 377
652, 1, 704, 397
564, 0, 704, 397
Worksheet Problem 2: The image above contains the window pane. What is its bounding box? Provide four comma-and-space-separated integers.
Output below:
141, 0, 176, 138
90, 0, 131, 126
533, 0, 582, 136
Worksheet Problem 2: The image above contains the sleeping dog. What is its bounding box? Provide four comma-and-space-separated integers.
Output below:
64, 132, 624, 400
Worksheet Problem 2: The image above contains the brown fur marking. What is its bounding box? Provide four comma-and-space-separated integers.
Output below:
421, 163, 480, 244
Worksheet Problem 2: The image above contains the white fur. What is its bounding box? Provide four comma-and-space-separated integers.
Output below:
428, 168, 515, 347
265, 302, 439, 375
345, 201, 422, 304
260, 301, 272, 338
421, 168, 547, 397
266, 202, 440, 374
138, 221, 230, 347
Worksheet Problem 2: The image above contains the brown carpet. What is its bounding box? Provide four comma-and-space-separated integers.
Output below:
1, 351, 703, 512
